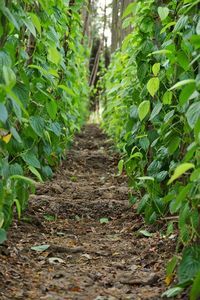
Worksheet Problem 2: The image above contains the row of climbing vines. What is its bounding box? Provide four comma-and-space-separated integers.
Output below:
102, 0, 200, 298
0, 0, 88, 233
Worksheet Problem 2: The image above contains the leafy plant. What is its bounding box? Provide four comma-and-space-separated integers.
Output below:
102, 0, 200, 296
0, 0, 89, 230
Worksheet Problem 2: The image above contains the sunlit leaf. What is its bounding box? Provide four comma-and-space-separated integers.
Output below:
147, 77, 160, 97
158, 7, 169, 21
138, 100, 150, 121
168, 163, 195, 185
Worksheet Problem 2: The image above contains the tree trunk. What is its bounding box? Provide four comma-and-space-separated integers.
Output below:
119, 0, 133, 46
111, 0, 119, 53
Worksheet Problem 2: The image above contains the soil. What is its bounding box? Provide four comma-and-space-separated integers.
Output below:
0, 125, 185, 300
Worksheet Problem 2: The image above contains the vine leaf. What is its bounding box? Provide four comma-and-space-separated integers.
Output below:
169, 79, 196, 90
0, 229, 7, 244
186, 102, 200, 129
152, 63, 160, 76
190, 270, 200, 300
138, 100, 150, 121
158, 7, 169, 21
168, 163, 195, 185
147, 77, 160, 97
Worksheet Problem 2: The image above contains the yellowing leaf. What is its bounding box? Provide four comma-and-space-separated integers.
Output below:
147, 77, 160, 97
0, 129, 12, 143
2, 133, 12, 143
165, 275, 173, 286
168, 163, 195, 185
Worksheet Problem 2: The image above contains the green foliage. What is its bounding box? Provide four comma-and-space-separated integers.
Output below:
0, 0, 89, 229
102, 0, 200, 295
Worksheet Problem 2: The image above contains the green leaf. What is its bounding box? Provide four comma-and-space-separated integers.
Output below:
177, 51, 189, 71
21, 151, 41, 169
9, 174, 36, 185
162, 287, 184, 298
138, 229, 153, 237
7, 90, 29, 116
137, 176, 154, 181
23, 18, 36, 37
179, 84, 196, 106
150, 49, 172, 56
168, 136, 180, 155
166, 256, 178, 277
0, 229, 7, 244
147, 77, 160, 97
44, 214, 56, 221
190, 168, 200, 182
158, 6, 169, 21
164, 110, 174, 122
190, 35, 200, 49
3, 66, 16, 88
196, 19, 200, 35
162, 91, 173, 105
152, 63, 160, 76
1, 6, 19, 30
118, 159, 124, 175
0, 103, 8, 123
149, 102, 162, 120
58, 85, 76, 97
178, 246, 200, 284
173, 15, 188, 33
155, 171, 168, 182
160, 21, 176, 34
29, 13, 41, 35
169, 79, 196, 90
122, 2, 137, 18
10, 127, 22, 143
48, 47, 61, 65
0, 50, 12, 69
186, 102, 200, 129
14, 199, 21, 219
31, 244, 50, 252
100, 218, 109, 224
29, 116, 45, 137
190, 270, 200, 300
0, 212, 4, 228
28, 166, 43, 182
138, 100, 150, 121
139, 137, 150, 151
46, 100, 57, 120
168, 163, 195, 185
170, 184, 192, 213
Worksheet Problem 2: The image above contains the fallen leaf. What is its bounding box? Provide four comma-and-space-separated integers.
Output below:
69, 286, 81, 292
31, 245, 50, 252
138, 229, 153, 237
165, 275, 173, 286
81, 253, 92, 260
48, 257, 65, 264
100, 218, 109, 224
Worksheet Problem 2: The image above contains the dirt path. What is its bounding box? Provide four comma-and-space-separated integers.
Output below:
0, 125, 176, 300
